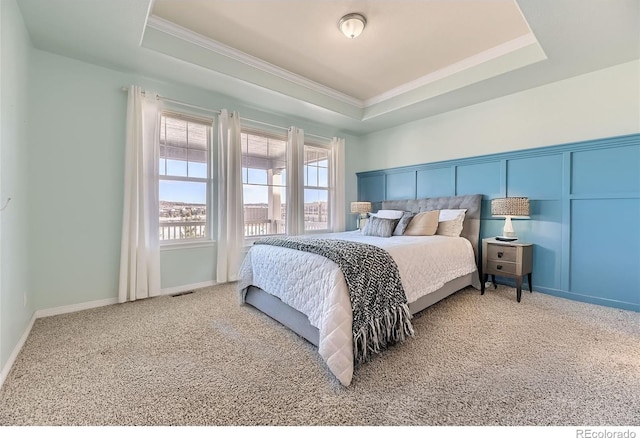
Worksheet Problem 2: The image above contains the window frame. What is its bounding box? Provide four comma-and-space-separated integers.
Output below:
303, 141, 332, 234
241, 127, 288, 239
158, 111, 214, 247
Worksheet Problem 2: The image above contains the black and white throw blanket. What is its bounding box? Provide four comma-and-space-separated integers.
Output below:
254, 236, 415, 364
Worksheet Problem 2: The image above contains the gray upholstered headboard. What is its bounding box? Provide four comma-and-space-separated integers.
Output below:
381, 194, 483, 267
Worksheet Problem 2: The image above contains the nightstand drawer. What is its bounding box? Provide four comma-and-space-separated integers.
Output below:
482, 238, 533, 303
486, 260, 518, 275
486, 244, 517, 262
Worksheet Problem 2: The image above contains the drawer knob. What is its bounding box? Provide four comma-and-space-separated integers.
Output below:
497, 252, 503, 258
497, 265, 503, 270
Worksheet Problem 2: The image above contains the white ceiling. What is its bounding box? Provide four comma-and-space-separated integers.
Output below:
15, 0, 640, 135
151, 0, 533, 101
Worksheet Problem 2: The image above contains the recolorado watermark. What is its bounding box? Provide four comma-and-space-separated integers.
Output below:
576, 429, 637, 438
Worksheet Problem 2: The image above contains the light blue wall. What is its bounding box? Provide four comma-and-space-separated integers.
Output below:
28, 51, 129, 310
27, 48, 358, 310
0, 0, 34, 373
351, 60, 640, 174
356, 134, 640, 311
160, 246, 216, 290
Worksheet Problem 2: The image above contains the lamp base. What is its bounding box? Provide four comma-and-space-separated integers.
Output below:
357, 214, 368, 230
495, 236, 518, 242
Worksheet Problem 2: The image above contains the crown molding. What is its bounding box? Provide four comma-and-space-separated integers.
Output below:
146, 15, 542, 114
139, 0, 156, 47
363, 33, 542, 107
146, 15, 365, 108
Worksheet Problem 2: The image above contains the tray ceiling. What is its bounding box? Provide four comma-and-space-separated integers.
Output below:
15, 0, 640, 134
144, 0, 546, 118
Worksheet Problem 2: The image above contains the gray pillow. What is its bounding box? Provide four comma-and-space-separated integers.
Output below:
393, 211, 415, 236
361, 216, 397, 238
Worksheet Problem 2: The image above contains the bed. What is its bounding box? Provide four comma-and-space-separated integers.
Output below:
238, 194, 482, 386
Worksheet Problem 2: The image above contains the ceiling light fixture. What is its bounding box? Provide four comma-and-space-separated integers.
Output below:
338, 13, 367, 39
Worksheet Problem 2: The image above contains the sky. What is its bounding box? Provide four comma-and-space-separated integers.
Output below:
160, 162, 328, 205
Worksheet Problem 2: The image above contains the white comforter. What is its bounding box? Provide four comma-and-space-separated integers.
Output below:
238, 232, 477, 386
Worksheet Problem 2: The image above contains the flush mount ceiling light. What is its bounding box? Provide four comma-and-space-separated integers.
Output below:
338, 13, 367, 39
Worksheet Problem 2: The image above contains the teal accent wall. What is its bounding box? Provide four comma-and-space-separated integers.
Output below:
356, 134, 640, 311
0, 0, 35, 373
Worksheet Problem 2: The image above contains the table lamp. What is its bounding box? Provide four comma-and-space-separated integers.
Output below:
350, 201, 371, 230
491, 197, 530, 241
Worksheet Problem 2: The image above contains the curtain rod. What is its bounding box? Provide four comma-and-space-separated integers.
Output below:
240, 117, 333, 142
120, 87, 221, 115
121, 87, 334, 142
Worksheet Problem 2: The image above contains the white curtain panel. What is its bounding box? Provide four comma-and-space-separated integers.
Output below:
216, 110, 245, 283
118, 86, 161, 303
329, 137, 346, 232
286, 127, 305, 235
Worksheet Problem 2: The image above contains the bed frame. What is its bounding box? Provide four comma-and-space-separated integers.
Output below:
244, 194, 483, 347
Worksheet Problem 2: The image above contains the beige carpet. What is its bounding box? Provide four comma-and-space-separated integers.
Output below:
0, 282, 638, 426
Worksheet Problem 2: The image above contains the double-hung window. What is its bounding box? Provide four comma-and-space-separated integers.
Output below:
241, 129, 287, 237
303, 143, 331, 232
159, 112, 212, 242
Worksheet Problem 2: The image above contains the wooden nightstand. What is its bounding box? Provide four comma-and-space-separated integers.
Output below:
481, 238, 533, 302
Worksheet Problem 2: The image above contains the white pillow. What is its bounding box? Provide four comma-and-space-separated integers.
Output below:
371, 209, 405, 220
438, 209, 467, 222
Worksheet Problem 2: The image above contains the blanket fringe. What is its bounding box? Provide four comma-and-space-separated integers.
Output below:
353, 303, 415, 364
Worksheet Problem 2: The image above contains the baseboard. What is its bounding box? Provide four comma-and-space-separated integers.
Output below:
0, 312, 36, 389
36, 281, 219, 317
35, 297, 119, 319
1, 281, 220, 390
159, 280, 217, 296
490, 277, 639, 312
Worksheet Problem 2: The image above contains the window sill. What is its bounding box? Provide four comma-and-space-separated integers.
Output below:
304, 229, 331, 235
160, 240, 216, 251
243, 237, 262, 248
243, 230, 332, 247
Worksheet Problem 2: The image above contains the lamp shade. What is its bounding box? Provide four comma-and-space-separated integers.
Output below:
339, 13, 366, 39
350, 201, 372, 214
491, 197, 530, 217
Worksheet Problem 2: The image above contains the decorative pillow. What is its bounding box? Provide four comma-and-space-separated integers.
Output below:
438, 209, 467, 222
393, 211, 415, 236
403, 210, 440, 236
370, 209, 405, 220
361, 216, 398, 238
436, 214, 465, 237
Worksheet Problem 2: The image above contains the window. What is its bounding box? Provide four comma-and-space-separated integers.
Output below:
241, 130, 287, 237
303, 144, 331, 232
159, 113, 212, 242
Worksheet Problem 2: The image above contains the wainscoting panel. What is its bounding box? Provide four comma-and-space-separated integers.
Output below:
570, 198, 640, 306
386, 171, 416, 201
357, 173, 385, 204
416, 167, 454, 198
456, 161, 502, 199
507, 154, 563, 199
356, 133, 640, 311
571, 145, 640, 195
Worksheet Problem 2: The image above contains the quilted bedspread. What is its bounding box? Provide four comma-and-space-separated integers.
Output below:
238, 231, 477, 386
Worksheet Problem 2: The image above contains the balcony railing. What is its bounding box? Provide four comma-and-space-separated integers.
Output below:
305, 221, 328, 232
160, 219, 328, 241
160, 221, 206, 241
244, 220, 286, 237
